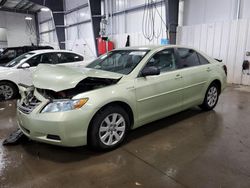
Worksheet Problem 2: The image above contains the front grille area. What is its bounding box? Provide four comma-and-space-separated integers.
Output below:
18, 93, 41, 114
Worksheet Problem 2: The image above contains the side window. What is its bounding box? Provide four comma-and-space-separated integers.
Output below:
176, 48, 200, 69
145, 48, 176, 73
4, 49, 17, 59
26, 55, 41, 67
17, 49, 23, 56
197, 53, 210, 65
58, 53, 83, 64
40, 53, 58, 64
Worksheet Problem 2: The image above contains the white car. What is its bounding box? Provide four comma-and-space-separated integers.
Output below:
0, 50, 89, 100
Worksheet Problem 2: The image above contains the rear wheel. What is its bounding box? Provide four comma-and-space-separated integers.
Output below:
0, 81, 18, 100
200, 83, 219, 111
88, 105, 130, 151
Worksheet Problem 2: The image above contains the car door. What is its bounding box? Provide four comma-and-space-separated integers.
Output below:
135, 48, 184, 125
57, 52, 84, 67
175, 48, 211, 109
19, 53, 57, 85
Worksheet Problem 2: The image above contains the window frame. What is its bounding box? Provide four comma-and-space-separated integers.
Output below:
196, 52, 210, 65
175, 48, 211, 69
57, 52, 83, 64
138, 47, 178, 77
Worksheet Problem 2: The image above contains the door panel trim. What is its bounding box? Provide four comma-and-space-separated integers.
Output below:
137, 81, 207, 102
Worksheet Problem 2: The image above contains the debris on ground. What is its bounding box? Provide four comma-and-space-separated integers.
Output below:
2, 129, 28, 146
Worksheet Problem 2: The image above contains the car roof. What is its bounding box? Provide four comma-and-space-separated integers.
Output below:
4, 46, 53, 50
112, 45, 196, 51
28, 49, 83, 55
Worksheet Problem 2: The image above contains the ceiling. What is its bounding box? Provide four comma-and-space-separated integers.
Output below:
0, 0, 44, 14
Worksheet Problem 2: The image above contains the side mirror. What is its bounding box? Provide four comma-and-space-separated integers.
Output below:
141, 66, 160, 77
21, 63, 30, 69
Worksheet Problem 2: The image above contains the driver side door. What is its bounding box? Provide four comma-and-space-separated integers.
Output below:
135, 48, 184, 126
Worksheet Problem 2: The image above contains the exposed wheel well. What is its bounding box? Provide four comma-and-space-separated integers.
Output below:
87, 101, 134, 145
92, 101, 134, 128
210, 79, 221, 94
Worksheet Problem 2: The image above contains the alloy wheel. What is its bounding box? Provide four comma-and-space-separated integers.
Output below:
0, 85, 14, 100
207, 86, 218, 107
99, 113, 126, 146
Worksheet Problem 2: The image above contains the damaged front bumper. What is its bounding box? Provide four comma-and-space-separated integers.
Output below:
17, 85, 94, 147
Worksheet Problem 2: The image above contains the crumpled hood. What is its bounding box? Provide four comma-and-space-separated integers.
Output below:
33, 64, 122, 92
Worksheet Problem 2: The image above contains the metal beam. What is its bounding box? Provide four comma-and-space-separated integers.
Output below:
67, 19, 91, 28
14, 0, 26, 8
34, 13, 40, 45
65, 3, 88, 15
19, 2, 32, 10
0, 7, 35, 14
24, 3, 36, 10
39, 18, 52, 24
164, 0, 179, 44
39, 29, 56, 35
0, 0, 8, 6
88, 0, 101, 56
113, 0, 164, 16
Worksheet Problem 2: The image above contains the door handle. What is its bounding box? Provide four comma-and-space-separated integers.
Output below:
175, 74, 183, 79
206, 67, 212, 72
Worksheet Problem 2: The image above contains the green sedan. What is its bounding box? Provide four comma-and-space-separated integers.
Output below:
17, 45, 227, 150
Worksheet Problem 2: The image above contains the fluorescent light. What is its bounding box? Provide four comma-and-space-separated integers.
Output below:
80, 12, 85, 17
40, 7, 50, 12
25, 16, 32, 20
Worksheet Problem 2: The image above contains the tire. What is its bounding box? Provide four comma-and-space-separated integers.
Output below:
88, 105, 130, 151
0, 81, 18, 100
200, 83, 219, 111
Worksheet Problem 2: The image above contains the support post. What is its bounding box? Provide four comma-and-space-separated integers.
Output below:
88, 0, 102, 56
165, 0, 179, 44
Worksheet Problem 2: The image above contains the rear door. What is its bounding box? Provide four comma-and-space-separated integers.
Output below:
175, 48, 211, 108
135, 48, 184, 125
56, 52, 85, 67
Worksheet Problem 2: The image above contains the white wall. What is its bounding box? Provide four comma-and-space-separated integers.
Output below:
177, 19, 250, 86
0, 11, 37, 47
110, 0, 168, 48
64, 0, 96, 59
183, 0, 250, 26
64, 0, 88, 11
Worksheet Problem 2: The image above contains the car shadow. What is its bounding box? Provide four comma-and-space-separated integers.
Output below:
19, 107, 215, 163
126, 107, 204, 143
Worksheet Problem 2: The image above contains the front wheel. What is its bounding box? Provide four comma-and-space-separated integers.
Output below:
200, 83, 219, 111
0, 81, 18, 100
88, 105, 130, 151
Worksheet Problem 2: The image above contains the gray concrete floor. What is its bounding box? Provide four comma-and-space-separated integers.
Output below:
1, 85, 250, 188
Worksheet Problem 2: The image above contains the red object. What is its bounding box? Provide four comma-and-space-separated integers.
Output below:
97, 37, 114, 55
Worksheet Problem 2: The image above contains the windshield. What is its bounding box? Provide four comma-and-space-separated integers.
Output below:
5, 52, 35, 67
87, 50, 149, 75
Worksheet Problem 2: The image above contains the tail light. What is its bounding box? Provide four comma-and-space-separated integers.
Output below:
223, 65, 227, 76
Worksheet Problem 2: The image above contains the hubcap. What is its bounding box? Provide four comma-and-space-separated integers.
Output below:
207, 86, 218, 107
0, 85, 14, 100
99, 113, 126, 146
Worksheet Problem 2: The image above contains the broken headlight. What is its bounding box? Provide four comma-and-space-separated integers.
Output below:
41, 98, 88, 113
